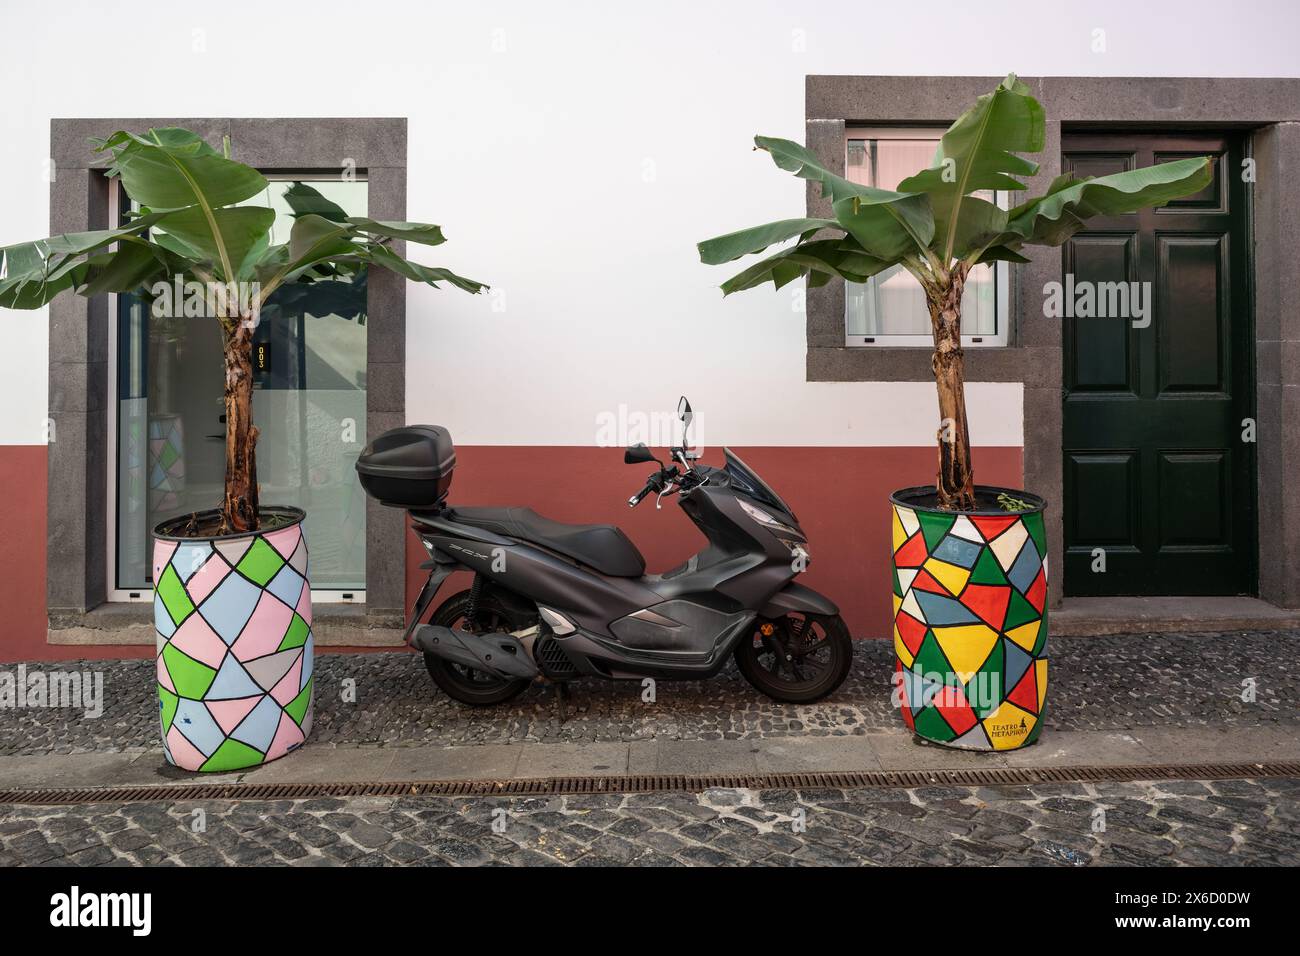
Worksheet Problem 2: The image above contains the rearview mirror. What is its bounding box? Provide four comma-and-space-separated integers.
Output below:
677, 396, 693, 427
624, 443, 656, 465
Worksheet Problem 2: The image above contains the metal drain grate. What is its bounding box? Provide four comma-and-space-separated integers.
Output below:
1, 761, 1297, 806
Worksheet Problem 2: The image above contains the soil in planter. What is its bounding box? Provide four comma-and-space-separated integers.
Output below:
155, 509, 301, 540
900, 487, 1038, 515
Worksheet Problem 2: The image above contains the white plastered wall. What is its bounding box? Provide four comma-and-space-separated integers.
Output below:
3, 0, 1298, 447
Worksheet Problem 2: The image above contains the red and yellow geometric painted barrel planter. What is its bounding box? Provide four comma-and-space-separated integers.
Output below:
890, 486, 1048, 751
152, 506, 314, 772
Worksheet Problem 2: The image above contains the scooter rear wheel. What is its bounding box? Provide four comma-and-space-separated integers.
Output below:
734, 612, 852, 704
423, 591, 531, 706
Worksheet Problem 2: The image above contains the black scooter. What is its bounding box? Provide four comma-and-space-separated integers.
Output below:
356, 398, 851, 705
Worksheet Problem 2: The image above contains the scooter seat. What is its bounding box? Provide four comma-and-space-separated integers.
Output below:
447, 506, 646, 577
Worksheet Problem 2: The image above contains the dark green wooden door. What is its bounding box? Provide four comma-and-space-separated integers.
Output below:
1062, 131, 1254, 596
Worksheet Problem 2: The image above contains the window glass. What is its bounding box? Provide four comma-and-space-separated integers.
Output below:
114, 177, 369, 591
844, 132, 1001, 343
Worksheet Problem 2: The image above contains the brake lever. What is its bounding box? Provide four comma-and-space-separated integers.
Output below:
655, 484, 680, 510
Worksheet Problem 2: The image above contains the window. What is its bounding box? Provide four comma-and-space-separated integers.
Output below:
843, 128, 1009, 347
107, 174, 370, 600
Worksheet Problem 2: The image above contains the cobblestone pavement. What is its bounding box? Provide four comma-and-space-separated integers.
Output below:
2, 631, 1296, 756
2, 776, 1297, 867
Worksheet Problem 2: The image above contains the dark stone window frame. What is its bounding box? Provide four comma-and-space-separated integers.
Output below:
46, 117, 409, 635
803, 76, 1300, 608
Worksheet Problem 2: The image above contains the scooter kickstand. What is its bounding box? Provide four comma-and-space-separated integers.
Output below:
553, 681, 571, 722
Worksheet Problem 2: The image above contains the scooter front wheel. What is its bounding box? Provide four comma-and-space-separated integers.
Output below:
423, 590, 531, 706
734, 612, 852, 704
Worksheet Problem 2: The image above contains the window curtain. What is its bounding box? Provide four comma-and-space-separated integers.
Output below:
845, 137, 996, 338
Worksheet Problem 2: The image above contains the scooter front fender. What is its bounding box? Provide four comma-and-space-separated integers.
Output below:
759, 581, 839, 619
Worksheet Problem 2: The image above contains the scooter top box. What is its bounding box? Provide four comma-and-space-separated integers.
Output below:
356, 425, 456, 509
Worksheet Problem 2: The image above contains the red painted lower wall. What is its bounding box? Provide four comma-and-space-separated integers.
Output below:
0, 446, 51, 662
0, 445, 158, 663
0, 443, 1020, 661
405, 445, 1022, 640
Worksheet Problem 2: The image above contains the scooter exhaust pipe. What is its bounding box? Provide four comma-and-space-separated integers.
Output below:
410, 624, 539, 681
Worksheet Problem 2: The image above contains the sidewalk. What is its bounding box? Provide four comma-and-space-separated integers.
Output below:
3, 725, 1298, 794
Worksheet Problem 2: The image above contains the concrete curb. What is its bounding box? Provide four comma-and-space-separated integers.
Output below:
2, 725, 1297, 794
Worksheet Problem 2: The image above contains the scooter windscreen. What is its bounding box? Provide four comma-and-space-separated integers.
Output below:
722, 448, 797, 522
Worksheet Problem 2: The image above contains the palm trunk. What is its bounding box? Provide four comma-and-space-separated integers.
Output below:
928, 265, 976, 511
221, 320, 260, 533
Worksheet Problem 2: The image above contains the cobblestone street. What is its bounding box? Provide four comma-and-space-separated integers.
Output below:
3, 777, 1298, 867
3, 630, 1296, 756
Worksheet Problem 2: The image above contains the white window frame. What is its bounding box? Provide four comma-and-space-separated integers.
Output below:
104, 172, 368, 604
843, 127, 1010, 348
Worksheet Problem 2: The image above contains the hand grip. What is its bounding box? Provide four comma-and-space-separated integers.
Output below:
628, 478, 657, 508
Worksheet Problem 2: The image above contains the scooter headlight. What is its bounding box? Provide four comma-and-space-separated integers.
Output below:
737, 499, 800, 538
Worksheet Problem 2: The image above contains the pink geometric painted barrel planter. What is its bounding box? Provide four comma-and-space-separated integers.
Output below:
152, 506, 313, 772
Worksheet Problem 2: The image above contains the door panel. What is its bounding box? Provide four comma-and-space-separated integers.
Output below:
1067, 235, 1136, 391
1157, 235, 1227, 392
1066, 452, 1139, 549
1062, 131, 1254, 596
1158, 452, 1229, 548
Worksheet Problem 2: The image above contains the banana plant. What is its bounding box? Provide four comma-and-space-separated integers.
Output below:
699, 75, 1213, 511
0, 128, 484, 533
